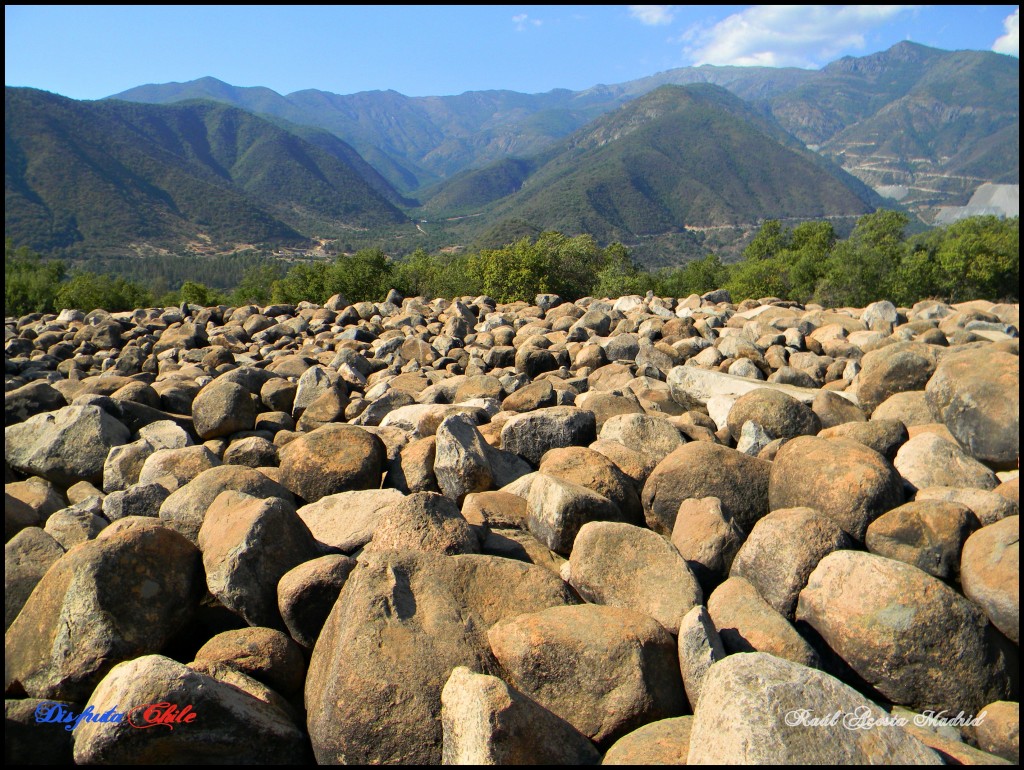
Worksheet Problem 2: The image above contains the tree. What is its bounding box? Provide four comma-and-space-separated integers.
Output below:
4, 242, 65, 316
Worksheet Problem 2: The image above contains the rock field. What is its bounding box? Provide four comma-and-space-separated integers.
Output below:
4, 288, 1020, 764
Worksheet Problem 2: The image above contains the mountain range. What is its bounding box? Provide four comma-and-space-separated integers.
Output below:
5, 41, 1018, 264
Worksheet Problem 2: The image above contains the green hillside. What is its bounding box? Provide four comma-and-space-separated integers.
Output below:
419, 85, 881, 248
5, 88, 407, 256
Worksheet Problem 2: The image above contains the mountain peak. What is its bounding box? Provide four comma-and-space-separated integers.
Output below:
823, 40, 940, 76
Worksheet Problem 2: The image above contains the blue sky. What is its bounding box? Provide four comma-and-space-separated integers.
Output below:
5, 5, 1020, 100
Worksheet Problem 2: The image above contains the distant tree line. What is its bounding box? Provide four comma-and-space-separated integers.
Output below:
5, 213, 1018, 318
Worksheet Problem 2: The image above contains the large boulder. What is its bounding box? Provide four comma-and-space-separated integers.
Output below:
598, 413, 686, 467
797, 550, 1015, 713
726, 388, 821, 442
4, 527, 64, 629
687, 653, 941, 764
500, 407, 596, 466
926, 348, 1019, 468
5, 405, 130, 486
5, 519, 203, 701
526, 474, 625, 554
960, 516, 1019, 644
277, 554, 356, 648
305, 551, 577, 765
192, 379, 256, 440
538, 446, 643, 524
643, 443, 771, 536
893, 432, 999, 492
708, 576, 819, 667
769, 436, 904, 541
602, 717, 693, 765
855, 341, 938, 414
568, 521, 702, 633
159, 465, 293, 542
277, 423, 386, 503
730, 507, 853, 619
364, 492, 479, 555
488, 604, 685, 746
295, 488, 404, 552
864, 500, 978, 581
72, 655, 306, 764
440, 667, 600, 765
198, 491, 321, 628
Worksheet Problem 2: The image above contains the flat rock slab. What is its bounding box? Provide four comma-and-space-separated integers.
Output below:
667, 366, 858, 410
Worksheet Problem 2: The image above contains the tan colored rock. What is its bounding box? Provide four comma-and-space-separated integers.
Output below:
865, 500, 978, 581
72, 655, 305, 764
644, 443, 771, 536
568, 521, 701, 633
707, 576, 819, 667
769, 436, 904, 540
364, 491, 479, 555
5, 522, 202, 701
960, 516, 1019, 644
602, 716, 693, 765
797, 550, 1015, 713
441, 666, 600, 765
488, 604, 685, 746
671, 496, 745, 591
277, 554, 355, 648
306, 551, 577, 764
295, 488, 404, 552
193, 626, 306, 700
198, 491, 320, 628
687, 653, 941, 764
277, 423, 386, 503
894, 432, 999, 492
731, 507, 853, 619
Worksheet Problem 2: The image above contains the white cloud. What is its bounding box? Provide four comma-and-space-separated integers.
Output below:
685, 5, 918, 68
512, 12, 542, 32
992, 8, 1019, 57
629, 5, 676, 26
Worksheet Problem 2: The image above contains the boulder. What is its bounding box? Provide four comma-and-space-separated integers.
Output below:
277, 423, 386, 503
687, 653, 941, 764
602, 717, 693, 765
671, 496, 745, 591
295, 488, 404, 552
440, 666, 600, 765
305, 551, 577, 764
960, 517, 1019, 644
707, 576, 819, 667
4, 527, 64, 629
568, 521, 702, 633
797, 550, 1015, 713
730, 507, 853, 619
192, 379, 257, 440
5, 405, 130, 487
364, 492, 479, 555
677, 604, 725, 709
643, 443, 771, 536
894, 432, 999, 492
72, 655, 306, 764
198, 491, 321, 628
500, 407, 596, 466
726, 388, 821, 442
865, 500, 978, 581
769, 436, 904, 541
598, 413, 686, 466
277, 554, 356, 648
159, 465, 293, 542
488, 604, 685, 746
192, 626, 306, 700
926, 348, 1019, 468
855, 341, 938, 413
5, 520, 203, 701
526, 474, 625, 554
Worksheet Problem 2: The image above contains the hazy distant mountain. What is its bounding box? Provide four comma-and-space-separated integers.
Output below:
110, 42, 1018, 216
5, 88, 407, 255
419, 85, 880, 249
